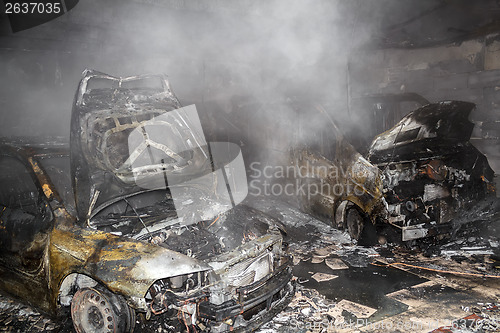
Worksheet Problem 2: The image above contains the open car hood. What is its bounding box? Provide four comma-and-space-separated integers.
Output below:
70, 69, 218, 222
368, 101, 476, 164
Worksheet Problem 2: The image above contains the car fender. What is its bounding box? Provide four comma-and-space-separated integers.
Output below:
48, 225, 210, 311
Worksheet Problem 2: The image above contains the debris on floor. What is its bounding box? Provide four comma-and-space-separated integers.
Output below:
0, 295, 65, 332
336, 299, 377, 319
310, 272, 338, 282
258, 285, 343, 332
325, 257, 349, 270
430, 304, 500, 332
311, 255, 325, 264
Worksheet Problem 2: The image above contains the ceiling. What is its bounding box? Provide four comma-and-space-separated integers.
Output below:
1, 0, 500, 50
356, 0, 500, 48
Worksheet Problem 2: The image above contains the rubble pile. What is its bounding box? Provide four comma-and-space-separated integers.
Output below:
0, 295, 64, 332
431, 304, 500, 333
469, 304, 500, 332
258, 286, 341, 332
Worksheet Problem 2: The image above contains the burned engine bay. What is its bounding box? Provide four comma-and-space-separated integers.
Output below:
91, 190, 286, 262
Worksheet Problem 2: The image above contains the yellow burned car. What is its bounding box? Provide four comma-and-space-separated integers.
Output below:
0, 70, 293, 333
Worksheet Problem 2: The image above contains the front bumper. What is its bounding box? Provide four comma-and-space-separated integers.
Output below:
198, 264, 294, 325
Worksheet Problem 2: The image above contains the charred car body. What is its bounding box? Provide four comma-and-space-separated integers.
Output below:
292, 101, 497, 242
0, 69, 293, 333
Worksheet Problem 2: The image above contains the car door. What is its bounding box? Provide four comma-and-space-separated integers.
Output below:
290, 109, 342, 222
0, 153, 54, 274
289, 107, 383, 227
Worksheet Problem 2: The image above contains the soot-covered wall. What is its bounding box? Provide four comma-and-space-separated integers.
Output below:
349, 34, 500, 174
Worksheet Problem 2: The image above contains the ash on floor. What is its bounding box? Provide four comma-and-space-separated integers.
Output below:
248, 197, 500, 333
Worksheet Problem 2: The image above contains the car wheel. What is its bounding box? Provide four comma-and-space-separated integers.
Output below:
346, 207, 364, 241
71, 287, 135, 333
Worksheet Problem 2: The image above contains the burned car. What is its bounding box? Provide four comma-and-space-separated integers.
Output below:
368, 101, 496, 241
291, 101, 497, 242
0, 69, 293, 333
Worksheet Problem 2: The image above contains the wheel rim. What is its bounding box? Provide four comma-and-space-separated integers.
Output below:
86, 305, 104, 329
71, 288, 118, 333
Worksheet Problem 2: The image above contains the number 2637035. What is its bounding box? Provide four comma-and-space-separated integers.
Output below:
5, 2, 62, 14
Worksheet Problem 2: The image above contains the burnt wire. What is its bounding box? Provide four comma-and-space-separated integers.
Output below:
208, 215, 220, 228
177, 309, 189, 332
123, 197, 152, 238
150, 299, 168, 315
177, 300, 197, 333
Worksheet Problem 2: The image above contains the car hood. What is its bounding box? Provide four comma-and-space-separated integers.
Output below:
368, 101, 476, 164
132, 204, 286, 262
70, 70, 212, 222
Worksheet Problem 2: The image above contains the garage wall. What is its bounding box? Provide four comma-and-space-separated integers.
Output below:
349, 34, 500, 174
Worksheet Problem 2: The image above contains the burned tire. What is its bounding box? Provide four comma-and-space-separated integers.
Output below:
71, 287, 135, 333
346, 207, 364, 241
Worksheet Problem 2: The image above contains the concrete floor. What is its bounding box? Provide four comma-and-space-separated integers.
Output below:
0, 197, 499, 333
250, 197, 500, 333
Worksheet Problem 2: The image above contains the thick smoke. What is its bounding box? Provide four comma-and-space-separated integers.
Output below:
0, 0, 373, 165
